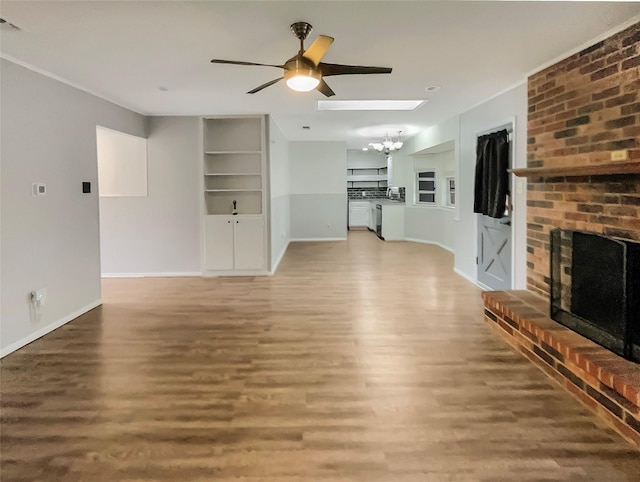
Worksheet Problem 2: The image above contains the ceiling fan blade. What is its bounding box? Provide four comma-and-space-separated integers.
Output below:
302, 35, 334, 66
316, 79, 335, 97
211, 59, 284, 69
319, 62, 392, 77
247, 77, 284, 94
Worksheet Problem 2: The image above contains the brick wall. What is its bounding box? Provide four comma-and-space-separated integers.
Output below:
526, 22, 640, 296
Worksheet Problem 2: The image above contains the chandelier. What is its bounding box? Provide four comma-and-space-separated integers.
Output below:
369, 131, 403, 155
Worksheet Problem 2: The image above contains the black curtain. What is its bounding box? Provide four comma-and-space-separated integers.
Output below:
473, 129, 510, 219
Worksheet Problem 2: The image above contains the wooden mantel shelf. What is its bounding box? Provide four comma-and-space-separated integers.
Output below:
510, 161, 640, 178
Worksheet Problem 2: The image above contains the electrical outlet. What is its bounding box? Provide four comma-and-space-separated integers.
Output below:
611, 150, 628, 161
31, 288, 47, 307
32, 183, 46, 196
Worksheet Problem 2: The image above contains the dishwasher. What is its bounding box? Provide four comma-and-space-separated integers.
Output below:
375, 204, 383, 240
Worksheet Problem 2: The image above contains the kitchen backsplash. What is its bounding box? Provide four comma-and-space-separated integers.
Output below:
347, 187, 405, 201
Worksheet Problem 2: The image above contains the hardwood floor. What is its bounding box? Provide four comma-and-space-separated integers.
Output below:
2, 231, 639, 481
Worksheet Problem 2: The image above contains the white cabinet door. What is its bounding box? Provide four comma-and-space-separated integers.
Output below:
234, 216, 265, 270
205, 216, 234, 270
349, 202, 370, 227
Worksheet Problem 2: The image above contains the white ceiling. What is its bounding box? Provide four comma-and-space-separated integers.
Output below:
1, 1, 639, 148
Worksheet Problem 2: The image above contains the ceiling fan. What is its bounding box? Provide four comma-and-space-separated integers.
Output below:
210, 22, 392, 97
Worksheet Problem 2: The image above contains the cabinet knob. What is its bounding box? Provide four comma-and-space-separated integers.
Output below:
227, 220, 231, 223
236, 220, 239, 223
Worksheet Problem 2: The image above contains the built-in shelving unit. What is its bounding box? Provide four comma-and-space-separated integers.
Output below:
203, 118, 264, 215
510, 161, 640, 178
202, 116, 268, 275
347, 167, 388, 187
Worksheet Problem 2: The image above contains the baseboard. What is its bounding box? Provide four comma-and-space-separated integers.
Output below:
1, 299, 102, 358
405, 238, 454, 253
202, 270, 269, 277
101, 272, 201, 278
271, 240, 291, 275
289, 237, 347, 242
453, 267, 489, 290
475, 280, 492, 291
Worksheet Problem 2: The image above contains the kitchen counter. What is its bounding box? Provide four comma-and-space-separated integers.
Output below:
348, 199, 404, 205
348, 199, 405, 239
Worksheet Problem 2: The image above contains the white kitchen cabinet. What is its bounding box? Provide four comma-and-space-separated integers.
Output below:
349, 201, 370, 227
387, 156, 394, 186
205, 215, 265, 272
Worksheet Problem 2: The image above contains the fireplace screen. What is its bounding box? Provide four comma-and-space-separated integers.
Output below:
550, 229, 640, 363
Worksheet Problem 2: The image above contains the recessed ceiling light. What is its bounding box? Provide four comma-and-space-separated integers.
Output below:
362, 147, 369, 151
317, 100, 426, 111
425, 86, 440, 92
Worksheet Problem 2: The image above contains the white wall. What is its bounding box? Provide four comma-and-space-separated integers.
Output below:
99, 116, 201, 276
0, 59, 147, 356
398, 86, 527, 289
404, 117, 461, 155
404, 149, 456, 251
96, 126, 148, 197
405, 208, 455, 251
458, 83, 528, 289
347, 149, 386, 169
289, 141, 347, 240
400, 118, 460, 252
268, 118, 290, 271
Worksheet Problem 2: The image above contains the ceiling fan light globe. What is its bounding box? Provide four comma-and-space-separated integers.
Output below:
286, 75, 320, 92
284, 68, 321, 92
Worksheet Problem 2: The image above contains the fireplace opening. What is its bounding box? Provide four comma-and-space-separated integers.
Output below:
550, 229, 640, 363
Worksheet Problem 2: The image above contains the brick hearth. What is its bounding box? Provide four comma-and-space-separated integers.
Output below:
483, 290, 640, 447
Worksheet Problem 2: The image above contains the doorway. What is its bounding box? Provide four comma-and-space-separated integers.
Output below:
475, 124, 513, 291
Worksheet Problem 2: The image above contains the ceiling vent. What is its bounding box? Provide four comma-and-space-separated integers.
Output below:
0, 18, 22, 31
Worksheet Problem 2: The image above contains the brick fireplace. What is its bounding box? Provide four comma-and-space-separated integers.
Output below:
526, 22, 640, 296
483, 22, 640, 447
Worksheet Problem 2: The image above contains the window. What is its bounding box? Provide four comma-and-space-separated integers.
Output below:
445, 177, 455, 207
416, 171, 436, 204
